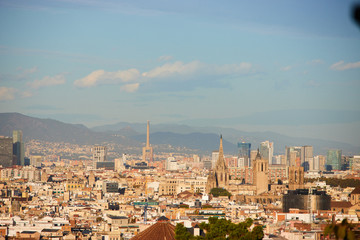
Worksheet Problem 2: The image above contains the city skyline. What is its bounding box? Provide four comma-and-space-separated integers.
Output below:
1, 1, 360, 145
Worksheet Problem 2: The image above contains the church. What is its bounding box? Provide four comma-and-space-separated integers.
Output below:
206, 136, 269, 202
206, 135, 229, 192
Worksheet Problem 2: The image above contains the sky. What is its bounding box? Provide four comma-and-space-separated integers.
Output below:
0, 0, 360, 145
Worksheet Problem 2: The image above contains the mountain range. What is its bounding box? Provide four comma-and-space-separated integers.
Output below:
0, 112, 359, 155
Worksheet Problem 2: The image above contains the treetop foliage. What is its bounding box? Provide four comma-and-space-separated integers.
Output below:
175, 217, 264, 240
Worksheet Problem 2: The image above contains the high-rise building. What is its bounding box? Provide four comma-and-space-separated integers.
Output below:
259, 141, 273, 165
327, 149, 342, 170
13, 130, 25, 166
301, 146, 313, 171
0, 136, 13, 168
350, 156, 360, 171
250, 150, 258, 164
238, 142, 251, 167
211, 151, 219, 169
318, 155, 326, 171
142, 120, 154, 163
166, 157, 178, 171
92, 146, 107, 163
285, 146, 302, 167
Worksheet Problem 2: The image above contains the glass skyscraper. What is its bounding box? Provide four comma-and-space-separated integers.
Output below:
238, 142, 251, 167
326, 149, 342, 170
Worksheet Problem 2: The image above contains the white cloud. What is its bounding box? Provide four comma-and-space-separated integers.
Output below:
120, 83, 140, 93
28, 74, 66, 89
74, 60, 254, 91
330, 60, 360, 71
74, 69, 140, 87
0, 87, 16, 100
142, 61, 253, 79
280, 66, 292, 71
142, 61, 203, 78
158, 55, 173, 61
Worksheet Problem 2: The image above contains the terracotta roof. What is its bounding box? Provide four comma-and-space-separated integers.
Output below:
130, 221, 175, 240
350, 186, 360, 195
331, 201, 353, 208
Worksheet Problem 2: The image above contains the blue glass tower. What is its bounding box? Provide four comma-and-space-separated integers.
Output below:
238, 142, 251, 167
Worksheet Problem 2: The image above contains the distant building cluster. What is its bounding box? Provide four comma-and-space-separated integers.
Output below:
0, 124, 360, 239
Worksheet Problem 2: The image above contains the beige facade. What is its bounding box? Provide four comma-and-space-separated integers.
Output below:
252, 151, 269, 195
288, 166, 304, 190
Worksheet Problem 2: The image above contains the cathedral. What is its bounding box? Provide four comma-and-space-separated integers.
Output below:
206, 135, 229, 192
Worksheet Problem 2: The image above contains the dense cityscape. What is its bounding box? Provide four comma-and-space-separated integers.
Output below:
1, 1, 360, 240
0, 119, 359, 240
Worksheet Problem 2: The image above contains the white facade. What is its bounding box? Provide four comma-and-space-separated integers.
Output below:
166, 157, 178, 171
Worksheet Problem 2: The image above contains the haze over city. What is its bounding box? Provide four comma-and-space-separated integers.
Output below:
2, 2, 360, 239
1, 0, 360, 145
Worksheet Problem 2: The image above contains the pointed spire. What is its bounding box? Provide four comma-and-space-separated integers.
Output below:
255, 148, 261, 160
219, 134, 223, 156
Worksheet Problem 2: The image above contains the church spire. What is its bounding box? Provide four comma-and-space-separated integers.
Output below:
255, 148, 261, 160
219, 134, 223, 157
215, 135, 226, 170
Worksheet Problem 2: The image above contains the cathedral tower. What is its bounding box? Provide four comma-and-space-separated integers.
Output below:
252, 149, 269, 195
206, 135, 229, 192
288, 166, 304, 190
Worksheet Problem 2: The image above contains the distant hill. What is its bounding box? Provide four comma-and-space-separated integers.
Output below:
0, 112, 136, 146
131, 132, 237, 154
93, 122, 360, 155
0, 113, 359, 155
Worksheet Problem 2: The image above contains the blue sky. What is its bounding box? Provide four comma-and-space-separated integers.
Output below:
0, 0, 360, 145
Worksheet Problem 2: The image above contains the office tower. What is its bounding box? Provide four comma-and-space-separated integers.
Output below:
318, 155, 326, 171
13, 130, 25, 166
300, 146, 313, 171
350, 156, 360, 171
272, 155, 282, 165
92, 146, 107, 163
285, 146, 302, 167
259, 141, 273, 165
327, 149, 342, 170
211, 151, 219, 169
166, 157, 178, 171
0, 136, 13, 168
238, 142, 251, 167
30, 155, 42, 167
142, 120, 154, 163
250, 150, 258, 164
313, 156, 320, 171
252, 150, 269, 195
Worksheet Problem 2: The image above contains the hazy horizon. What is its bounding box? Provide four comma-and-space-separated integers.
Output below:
1, 1, 359, 146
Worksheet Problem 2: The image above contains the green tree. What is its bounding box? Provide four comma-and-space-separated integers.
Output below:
175, 223, 193, 240
324, 219, 355, 240
177, 217, 264, 240
251, 226, 264, 240
210, 188, 232, 197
